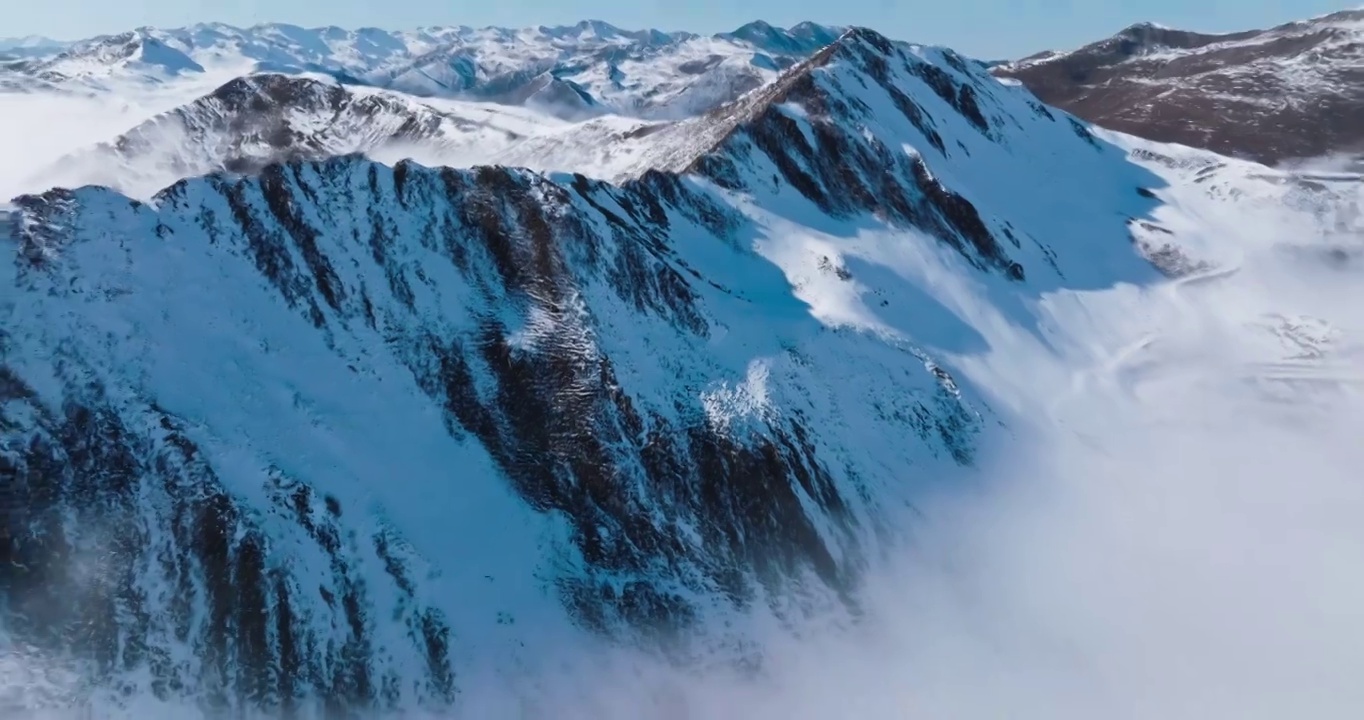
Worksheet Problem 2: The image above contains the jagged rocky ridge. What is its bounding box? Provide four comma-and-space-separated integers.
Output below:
114, 74, 462, 174
1, 27, 1167, 716
994, 11, 1364, 164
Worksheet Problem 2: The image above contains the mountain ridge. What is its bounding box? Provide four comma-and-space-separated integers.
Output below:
7, 13, 1360, 718
0, 19, 848, 120
0, 23, 1184, 715
995, 9, 1364, 164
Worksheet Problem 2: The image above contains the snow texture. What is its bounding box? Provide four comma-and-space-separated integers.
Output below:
1, 16, 1362, 720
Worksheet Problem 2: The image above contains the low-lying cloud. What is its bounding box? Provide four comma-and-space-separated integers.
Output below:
3, 80, 1362, 720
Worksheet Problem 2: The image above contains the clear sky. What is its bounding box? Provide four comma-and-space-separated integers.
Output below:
7, 0, 1361, 59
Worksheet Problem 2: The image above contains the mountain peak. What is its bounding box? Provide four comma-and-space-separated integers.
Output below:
5, 10, 1292, 715
645, 24, 975, 176
731, 20, 778, 35
838, 26, 897, 51
995, 10, 1364, 164
1115, 20, 1178, 36
718, 20, 842, 55
575, 19, 622, 33
629, 22, 1084, 283
32, 29, 204, 78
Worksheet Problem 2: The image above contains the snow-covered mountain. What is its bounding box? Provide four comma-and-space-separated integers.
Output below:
0, 20, 841, 119
0, 24, 1160, 714
34, 74, 546, 200
3, 14, 1363, 720
0, 36, 67, 59
994, 10, 1364, 164
34, 32, 205, 80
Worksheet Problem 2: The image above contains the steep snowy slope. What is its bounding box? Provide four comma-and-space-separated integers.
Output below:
0, 26, 1181, 716
22, 26, 1078, 205
33, 74, 555, 200
994, 10, 1364, 164
7, 19, 1361, 718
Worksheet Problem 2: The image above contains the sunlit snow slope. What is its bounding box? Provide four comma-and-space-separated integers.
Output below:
0, 20, 841, 120
3, 21, 1363, 720
0, 20, 849, 203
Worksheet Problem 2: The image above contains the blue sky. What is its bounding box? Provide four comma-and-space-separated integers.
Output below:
7, 0, 1360, 58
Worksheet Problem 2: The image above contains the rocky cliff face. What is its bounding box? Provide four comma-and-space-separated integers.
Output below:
1, 28, 1167, 717
995, 11, 1364, 165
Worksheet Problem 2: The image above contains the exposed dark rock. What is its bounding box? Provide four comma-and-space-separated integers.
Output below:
678, 28, 1020, 278
91, 73, 462, 181
996, 12, 1364, 164
0, 369, 450, 717
3, 149, 983, 713
0, 25, 1066, 717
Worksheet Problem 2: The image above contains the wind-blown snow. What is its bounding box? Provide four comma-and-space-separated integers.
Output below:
748, 140, 1364, 720
2, 18, 1363, 720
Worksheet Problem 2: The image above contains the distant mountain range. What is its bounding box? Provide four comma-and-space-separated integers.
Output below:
0, 35, 65, 57
0, 20, 842, 120
8, 11, 1362, 165
995, 10, 1364, 164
